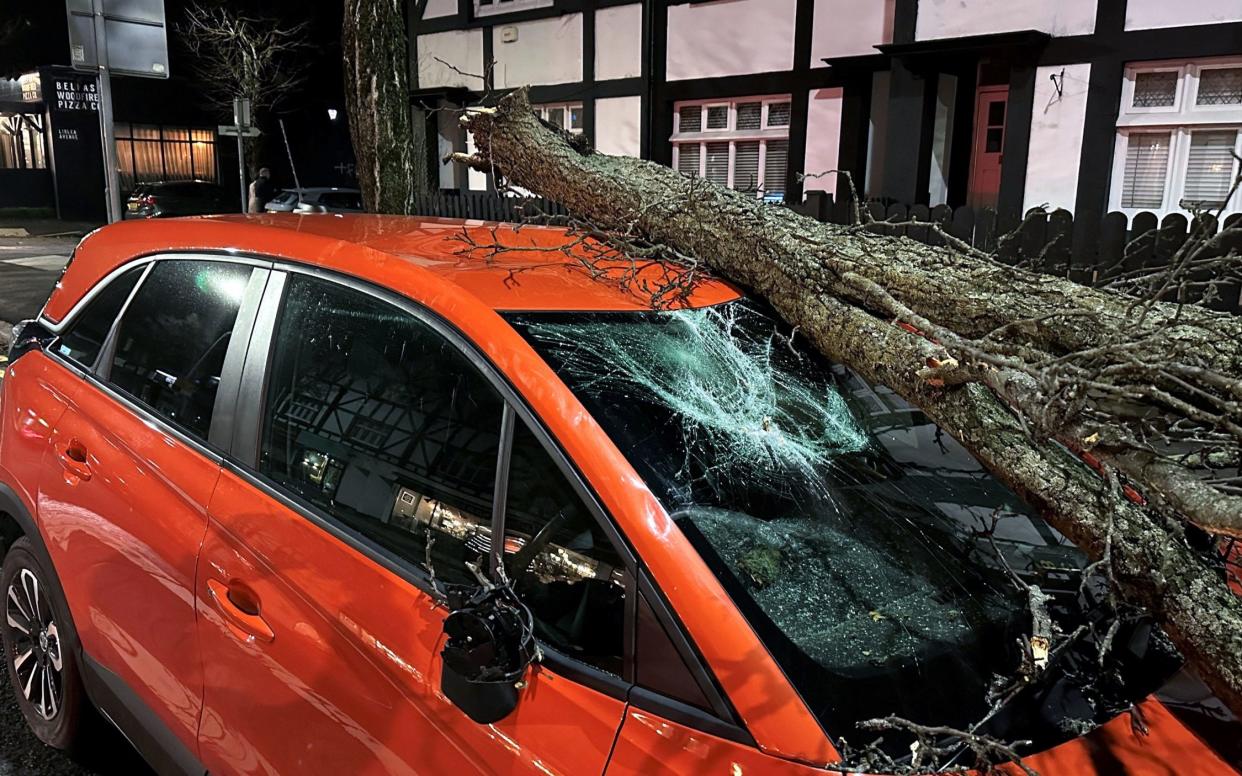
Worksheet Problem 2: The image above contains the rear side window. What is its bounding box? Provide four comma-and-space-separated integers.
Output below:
107, 260, 253, 441
257, 275, 505, 588
55, 267, 143, 368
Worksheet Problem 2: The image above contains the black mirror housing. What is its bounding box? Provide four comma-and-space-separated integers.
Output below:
439, 588, 534, 724
7, 319, 55, 363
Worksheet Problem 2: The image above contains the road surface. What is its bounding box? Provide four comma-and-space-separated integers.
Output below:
0, 237, 74, 334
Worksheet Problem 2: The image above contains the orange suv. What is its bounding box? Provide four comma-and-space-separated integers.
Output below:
0, 215, 1234, 775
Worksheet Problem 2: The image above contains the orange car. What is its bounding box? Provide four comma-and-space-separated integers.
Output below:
0, 215, 1235, 775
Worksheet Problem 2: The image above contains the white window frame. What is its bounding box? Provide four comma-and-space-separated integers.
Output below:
671, 95, 792, 198
1122, 65, 1185, 115
1110, 57, 1242, 216
1191, 61, 1242, 114
474, 0, 553, 18
533, 102, 584, 134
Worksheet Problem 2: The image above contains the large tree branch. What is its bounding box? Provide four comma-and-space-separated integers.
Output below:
451, 87, 1242, 720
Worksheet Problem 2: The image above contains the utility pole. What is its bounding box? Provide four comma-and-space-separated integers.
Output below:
234, 97, 250, 213
91, 0, 122, 223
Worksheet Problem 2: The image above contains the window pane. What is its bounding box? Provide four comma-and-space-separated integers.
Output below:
706, 105, 728, 130
109, 261, 252, 440
259, 277, 504, 587
1121, 132, 1171, 208
676, 143, 700, 177
985, 127, 1004, 153
736, 102, 762, 131
1183, 130, 1238, 208
734, 140, 760, 192
502, 421, 626, 675
1197, 67, 1242, 106
763, 139, 789, 196
705, 142, 729, 185
987, 100, 1005, 126
678, 105, 701, 133
569, 105, 583, 131
55, 267, 143, 368
766, 102, 792, 127
1132, 71, 1178, 108
547, 107, 565, 129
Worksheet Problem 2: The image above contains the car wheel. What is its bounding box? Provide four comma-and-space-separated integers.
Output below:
1, 537, 88, 750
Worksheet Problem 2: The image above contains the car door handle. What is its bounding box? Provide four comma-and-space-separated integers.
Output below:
207, 579, 275, 644
55, 440, 92, 481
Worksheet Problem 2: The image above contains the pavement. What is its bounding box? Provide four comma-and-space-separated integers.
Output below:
0, 234, 152, 774
0, 236, 76, 342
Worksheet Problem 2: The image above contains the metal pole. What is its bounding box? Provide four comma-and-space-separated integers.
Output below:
237, 133, 247, 213
93, 0, 122, 223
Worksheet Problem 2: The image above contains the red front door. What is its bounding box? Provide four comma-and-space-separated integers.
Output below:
968, 85, 1008, 208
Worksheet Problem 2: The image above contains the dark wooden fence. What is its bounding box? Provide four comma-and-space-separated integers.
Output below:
411, 189, 1242, 313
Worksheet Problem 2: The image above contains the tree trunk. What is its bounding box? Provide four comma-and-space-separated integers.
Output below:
452, 89, 1242, 719
342, 0, 429, 213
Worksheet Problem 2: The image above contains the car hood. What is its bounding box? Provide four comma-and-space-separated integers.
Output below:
1010, 698, 1236, 775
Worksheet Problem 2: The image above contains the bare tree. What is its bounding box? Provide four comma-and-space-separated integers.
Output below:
342, 0, 431, 213
444, 89, 1242, 738
179, 1, 310, 172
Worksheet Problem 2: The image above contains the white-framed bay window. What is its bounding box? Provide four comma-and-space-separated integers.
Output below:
533, 102, 583, 134
1111, 57, 1242, 215
672, 96, 792, 200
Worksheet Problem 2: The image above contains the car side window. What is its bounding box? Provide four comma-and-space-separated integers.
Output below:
54, 266, 143, 368
258, 275, 505, 588
107, 260, 253, 441
502, 421, 627, 677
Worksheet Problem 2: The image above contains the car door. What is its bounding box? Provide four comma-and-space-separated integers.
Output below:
195, 270, 633, 775
37, 257, 267, 761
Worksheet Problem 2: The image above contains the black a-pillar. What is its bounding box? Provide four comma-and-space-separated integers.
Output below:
879, 59, 938, 205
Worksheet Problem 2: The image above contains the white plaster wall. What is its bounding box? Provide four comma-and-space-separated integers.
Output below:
810, 0, 894, 61
1125, 0, 1242, 30
422, 0, 458, 20
492, 15, 584, 88
916, 0, 1096, 40
417, 30, 485, 90
595, 96, 642, 156
1023, 63, 1092, 213
803, 88, 843, 193
596, 4, 642, 81
667, 0, 797, 81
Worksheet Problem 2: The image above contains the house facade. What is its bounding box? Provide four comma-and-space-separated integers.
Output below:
410, 0, 1242, 232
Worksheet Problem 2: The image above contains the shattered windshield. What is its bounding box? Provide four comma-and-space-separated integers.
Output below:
508, 299, 1180, 755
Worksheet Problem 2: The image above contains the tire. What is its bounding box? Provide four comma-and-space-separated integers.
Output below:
0, 536, 88, 750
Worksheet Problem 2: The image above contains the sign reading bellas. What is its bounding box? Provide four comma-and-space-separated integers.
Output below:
52, 77, 100, 113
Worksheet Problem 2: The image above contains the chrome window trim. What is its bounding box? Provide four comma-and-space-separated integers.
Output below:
39, 252, 273, 334
93, 262, 154, 379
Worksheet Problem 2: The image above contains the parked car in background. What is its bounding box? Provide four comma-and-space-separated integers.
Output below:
124, 181, 234, 219
0, 215, 1236, 775
264, 187, 364, 214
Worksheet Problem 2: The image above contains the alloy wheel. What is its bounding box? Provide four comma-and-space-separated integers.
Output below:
6, 567, 63, 721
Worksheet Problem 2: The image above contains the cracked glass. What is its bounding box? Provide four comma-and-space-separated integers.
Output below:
509, 299, 1179, 754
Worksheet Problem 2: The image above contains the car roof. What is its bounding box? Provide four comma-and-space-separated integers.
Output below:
45, 214, 740, 320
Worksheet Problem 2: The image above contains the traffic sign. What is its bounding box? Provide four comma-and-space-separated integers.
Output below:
66, 0, 170, 79
218, 125, 263, 138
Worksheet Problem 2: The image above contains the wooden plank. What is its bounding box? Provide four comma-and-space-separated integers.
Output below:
908, 204, 931, 244
1093, 211, 1128, 285
975, 208, 997, 253
1126, 211, 1158, 273
950, 205, 975, 246
1045, 209, 1073, 277
1220, 214, 1242, 313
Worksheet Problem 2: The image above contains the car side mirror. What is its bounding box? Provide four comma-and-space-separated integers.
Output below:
439, 586, 534, 724
7, 319, 55, 362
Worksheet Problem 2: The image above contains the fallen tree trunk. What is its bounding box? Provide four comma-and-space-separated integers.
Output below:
451, 89, 1242, 719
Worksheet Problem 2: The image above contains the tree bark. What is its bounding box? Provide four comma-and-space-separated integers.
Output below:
452, 90, 1242, 718
343, 0, 429, 213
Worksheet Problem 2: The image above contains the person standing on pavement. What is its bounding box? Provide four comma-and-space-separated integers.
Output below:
247, 167, 275, 213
